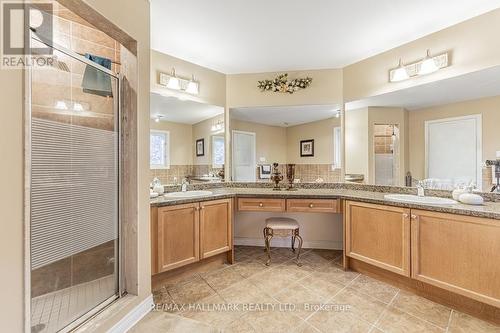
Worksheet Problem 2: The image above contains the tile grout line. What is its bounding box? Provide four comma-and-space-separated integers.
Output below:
445, 309, 454, 333
369, 289, 400, 332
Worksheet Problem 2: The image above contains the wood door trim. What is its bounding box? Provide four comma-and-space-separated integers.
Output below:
345, 200, 411, 277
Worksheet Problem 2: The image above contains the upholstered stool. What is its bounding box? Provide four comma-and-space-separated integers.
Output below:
263, 217, 303, 266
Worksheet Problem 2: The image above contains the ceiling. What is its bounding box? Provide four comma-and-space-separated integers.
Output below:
345, 65, 500, 111
151, 0, 500, 74
150, 93, 224, 124
230, 104, 340, 127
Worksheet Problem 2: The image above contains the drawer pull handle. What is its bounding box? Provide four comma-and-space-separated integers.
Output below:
309, 203, 314, 208
259, 203, 264, 207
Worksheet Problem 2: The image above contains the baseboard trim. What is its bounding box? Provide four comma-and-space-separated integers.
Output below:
108, 294, 153, 333
234, 237, 342, 250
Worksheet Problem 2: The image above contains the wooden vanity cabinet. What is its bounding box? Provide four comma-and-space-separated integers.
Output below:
152, 198, 233, 274
200, 199, 232, 259
156, 203, 200, 273
345, 200, 411, 276
411, 210, 500, 307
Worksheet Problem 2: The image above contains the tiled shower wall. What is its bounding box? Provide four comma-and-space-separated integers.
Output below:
256, 164, 342, 183
151, 165, 223, 185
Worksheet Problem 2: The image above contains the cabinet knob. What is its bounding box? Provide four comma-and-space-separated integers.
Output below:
411, 214, 417, 219
195, 207, 199, 211
402, 213, 409, 218
309, 203, 314, 208
259, 202, 263, 207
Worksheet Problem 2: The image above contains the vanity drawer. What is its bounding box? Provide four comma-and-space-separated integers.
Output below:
237, 198, 286, 212
286, 199, 339, 213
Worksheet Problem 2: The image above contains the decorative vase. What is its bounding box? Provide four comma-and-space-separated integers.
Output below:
270, 163, 283, 191
286, 164, 297, 191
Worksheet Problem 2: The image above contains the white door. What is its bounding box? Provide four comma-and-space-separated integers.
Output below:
232, 130, 256, 181
425, 115, 482, 190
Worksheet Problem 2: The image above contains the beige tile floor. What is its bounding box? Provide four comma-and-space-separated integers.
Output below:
131, 246, 500, 333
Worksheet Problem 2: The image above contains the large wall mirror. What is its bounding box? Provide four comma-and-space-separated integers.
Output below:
150, 93, 225, 185
344, 66, 500, 192
229, 105, 342, 183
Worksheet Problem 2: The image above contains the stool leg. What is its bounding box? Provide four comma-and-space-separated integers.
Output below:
295, 230, 303, 267
263, 227, 268, 251
265, 231, 273, 266
291, 235, 295, 252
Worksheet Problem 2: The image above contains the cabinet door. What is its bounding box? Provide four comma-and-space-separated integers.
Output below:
411, 210, 500, 307
157, 203, 200, 273
200, 199, 232, 259
345, 201, 410, 276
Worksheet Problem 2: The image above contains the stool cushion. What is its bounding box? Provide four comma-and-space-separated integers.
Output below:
265, 217, 299, 230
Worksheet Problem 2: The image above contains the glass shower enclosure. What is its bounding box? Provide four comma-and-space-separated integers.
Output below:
28, 34, 120, 333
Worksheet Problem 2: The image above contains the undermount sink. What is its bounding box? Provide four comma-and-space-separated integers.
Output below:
163, 190, 213, 198
384, 194, 457, 205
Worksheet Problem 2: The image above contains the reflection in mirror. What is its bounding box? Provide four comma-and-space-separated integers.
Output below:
345, 65, 500, 192
229, 105, 342, 183
150, 93, 225, 185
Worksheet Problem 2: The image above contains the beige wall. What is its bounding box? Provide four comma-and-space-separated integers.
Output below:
343, 9, 500, 102
193, 114, 225, 166
227, 69, 343, 108
408, 95, 500, 180
150, 120, 193, 165
230, 119, 287, 164
345, 108, 369, 179
286, 118, 340, 164
151, 50, 226, 107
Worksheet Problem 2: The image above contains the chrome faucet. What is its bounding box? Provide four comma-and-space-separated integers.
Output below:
181, 178, 189, 192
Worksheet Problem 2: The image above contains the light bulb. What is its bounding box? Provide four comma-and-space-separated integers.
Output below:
418, 50, 438, 75
166, 68, 181, 90
167, 77, 180, 90
391, 59, 409, 82
186, 80, 199, 95
55, 100, 68, 110
73, 102, 84, 111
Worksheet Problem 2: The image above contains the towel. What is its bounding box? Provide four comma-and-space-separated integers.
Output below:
82, 54, 113, 97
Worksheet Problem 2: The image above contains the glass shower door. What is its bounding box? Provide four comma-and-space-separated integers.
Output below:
29, 37, 120, 333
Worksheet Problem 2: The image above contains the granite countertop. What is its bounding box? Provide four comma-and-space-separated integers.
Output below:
150, 186, 500, 220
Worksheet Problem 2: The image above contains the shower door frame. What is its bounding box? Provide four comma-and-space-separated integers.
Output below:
24, 33, 123, 333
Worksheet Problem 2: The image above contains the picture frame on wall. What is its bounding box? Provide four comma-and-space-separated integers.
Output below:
196, 138, 205, 156
300, 139, 314, 157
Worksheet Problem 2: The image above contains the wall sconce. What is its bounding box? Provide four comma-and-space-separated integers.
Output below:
159, 68, 200, 95
389, 50, 448, 83
211, 119, 224, 132
154, 115, 163, 123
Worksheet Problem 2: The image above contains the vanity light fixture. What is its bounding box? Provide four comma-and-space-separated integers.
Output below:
211, 119, 224, 132
166, 68, 181, 90
389, 50, 449, 83
391, 59, 410, 82
159, 69, 200, 95
418, 49, 439, 75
